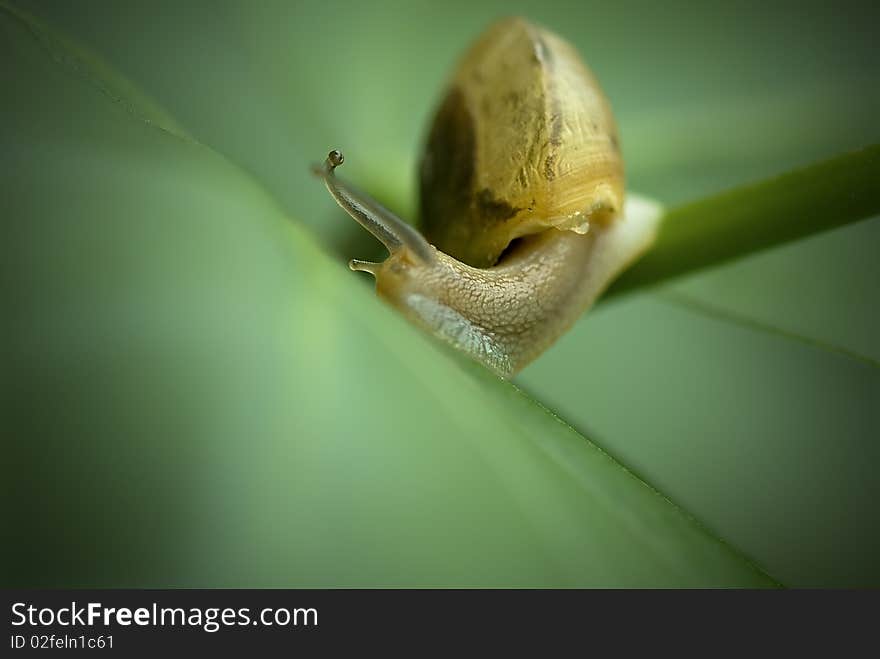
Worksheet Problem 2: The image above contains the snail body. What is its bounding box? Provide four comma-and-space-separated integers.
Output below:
316, 17, 661, 378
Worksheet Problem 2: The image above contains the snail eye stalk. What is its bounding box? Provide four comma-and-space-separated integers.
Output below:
313, 150, 435, 265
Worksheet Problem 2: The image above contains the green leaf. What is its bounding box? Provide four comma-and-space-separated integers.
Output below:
2, 3, 773, 587
656, 290, 879, 369
610, 145, 880, 295
0, 0, 191, 141
665, 215, 880, 366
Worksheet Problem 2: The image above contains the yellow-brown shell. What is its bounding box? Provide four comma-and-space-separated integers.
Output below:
419, 17, 624, 268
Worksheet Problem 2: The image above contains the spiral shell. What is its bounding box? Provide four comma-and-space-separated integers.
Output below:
419, 17, 624, 268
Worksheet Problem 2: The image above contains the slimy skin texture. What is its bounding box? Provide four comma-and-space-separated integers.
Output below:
374, 197, 660, 376
314, 18, 661, 378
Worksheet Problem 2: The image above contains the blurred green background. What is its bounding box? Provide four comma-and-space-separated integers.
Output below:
3, 0, 878, 587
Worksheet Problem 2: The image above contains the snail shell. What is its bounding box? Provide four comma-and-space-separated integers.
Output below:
420, 17, 624, 268
315, 17, 661, 377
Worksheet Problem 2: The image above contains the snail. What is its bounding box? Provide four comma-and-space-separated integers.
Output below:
315, 17, 661, 378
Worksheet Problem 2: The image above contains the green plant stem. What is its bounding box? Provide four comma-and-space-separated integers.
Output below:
607, 144, 880, 297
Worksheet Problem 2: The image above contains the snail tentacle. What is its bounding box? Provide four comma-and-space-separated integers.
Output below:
315, 150, 435, 265
348, 259, 381, 276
